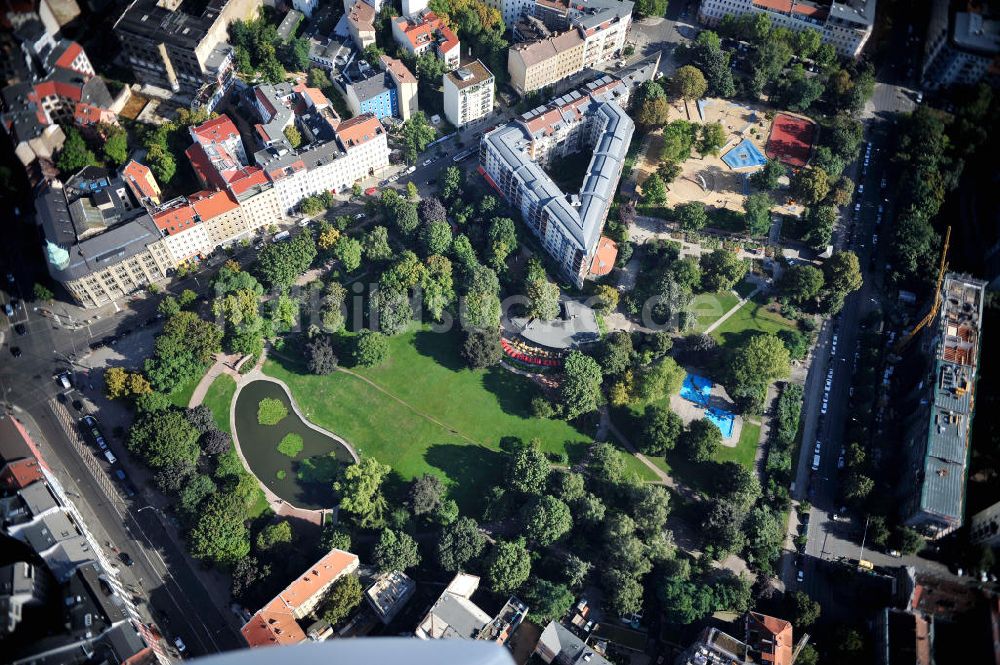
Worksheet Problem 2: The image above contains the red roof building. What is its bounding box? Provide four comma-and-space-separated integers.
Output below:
0, 457, 44, 491
745, 612, 794, 665
121, 160, 162, 206
152, 201, 198, 236
241, 549, 360, 648
589, 236, 618, 276
188, 189, 239, 220
336, 113, 384, 149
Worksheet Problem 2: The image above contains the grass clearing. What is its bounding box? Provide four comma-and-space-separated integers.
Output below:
715, 419, 760, 470
202, 374, 236, 433
711, 294, 797, 347
690, 290, 740, 333
168, 375, 200, 409
263, 327, 590, 513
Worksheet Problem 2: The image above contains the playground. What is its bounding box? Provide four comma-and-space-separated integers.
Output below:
670, 371, 742, 445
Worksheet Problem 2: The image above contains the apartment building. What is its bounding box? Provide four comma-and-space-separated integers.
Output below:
479, 76, 634, 287
392, 10, 461, 70
36, 168, 174, 308
346, 0, 377, 51
415, 573, 528, 644
922, 0, 1000, 91
113, 0, 261, 93
189, 188, 250, 245
508, 0, 632, 95
443, 60, 495, 127
1, 38, 114, 168
968, 500, 1000, 547
900, 274, 986, 538
340, 58, 399, 120
152, 197, 213, 264
381, 54, 419, 121
697, 0, 876, 58
242, 549, 360, 647
486, 0, 538, 27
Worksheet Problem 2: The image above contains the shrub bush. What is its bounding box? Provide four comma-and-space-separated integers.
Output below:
257, 398, 288, 425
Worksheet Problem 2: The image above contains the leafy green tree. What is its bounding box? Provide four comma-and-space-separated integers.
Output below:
796, 645, 819, 665
506, 441, 550, 495
400, 112, 436, 163
128, 408, 201, 470
318, 574, 362, 626
670, 257, 702, 291
308, 67, 331, 89
487, 217, 517, 272
550, 470, 586, 503
789, 590, 821, 627
661, 120, 698, 163
525, 260, 560, 320
843, 471, 874, 504
57, 126, 98, 173
636, 356, 685, 402
373, 528, 421, 571
440, 166, 464, 202
486, 539, 531, 594
588, 443, 631, 486
32, 283, 54, 302
146, 144, 176, 184
354, 330, 389, 367
633, 0, 667, 18
805, 205, 837, 249
603, 568, 643, 616
392, 200, 421, 236
255, 233, 317, 288
698, 122, 727, 156
812, 145, 845, 180
676, 201, 708, 231
700, 249, 748, 292
643, 173, 668, 205
335, 457, 391, 528
750, 159, 786, 190
824, 251, 863, 297
523, 495, 573, 546
189, 492, 250, 567
640, 404, 682, 455
437, 516, 486, 572
363, 225, 394, 262
893, 527, 924, 555
781, 264, 825, 304
334, 236, 363, 273
561, 351, 603, 419
103, 125, 129, 166
256, 521, 293, 551
178, 474, 216, 516
461, 329, 502, 368
635, 95, 670, 128
681, 418, 722, 462
461, 264, 502, 332
410, 474, 445, 516
421, 221, 452, 256
743, 505, 783, 573
728, 333, 790, 413
743, 192, 773, 237
598, 330, 634, 377
672, 65, 708, 101
523, 579, 574, 624
793, 166, 830, 205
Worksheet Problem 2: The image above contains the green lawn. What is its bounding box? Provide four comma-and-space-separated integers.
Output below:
202, 374, 236, 433
263, 327, 591, 513
690, 290, 740, 333
168, 374, 200, 409
199, 373, 268, 517
734, 280, 757, 299
711, 294, 797, 347
715, 419, 760, 470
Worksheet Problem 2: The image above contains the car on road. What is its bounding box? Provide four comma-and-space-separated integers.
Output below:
888, 550, 902, 558
353, 212, 366, 220
811, 453, 821, 471
118, 551, 134, 567
858, 184, 864, 194
854, 203, 861, 212
14, 323, 26, 335
9, 346, 21, 357
4, 302, 13, 317
422, 158, 433, 166
796, 570, 804, 583
364, 187, 378, 196
58, 372, 71, 389
103, 450, 117, 464
388, 174, 399, 183
115, 469, 127, 481
379, 179, 389, 187
174, 637, 187, 654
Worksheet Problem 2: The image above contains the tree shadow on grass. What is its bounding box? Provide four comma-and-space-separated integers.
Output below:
480, 367, 541, 419
712, 328, 761, 352
664, 449, 718, 497
412, 328, 465, 372
425, 443, 506, 517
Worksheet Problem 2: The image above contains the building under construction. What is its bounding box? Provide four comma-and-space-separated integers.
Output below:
900, 273, 987, 538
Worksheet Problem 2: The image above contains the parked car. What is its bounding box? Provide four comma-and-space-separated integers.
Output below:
58, 372, 71, 389
14, 323, 26, 336
797, 570, 804, 583
115, 469, 127, 481
174, 637, 187, 654
9, 346, 21, 357
118, 551, 134, 567
4, 303, 13, 317
422, 158, 433, 166
103, 450, 117, 464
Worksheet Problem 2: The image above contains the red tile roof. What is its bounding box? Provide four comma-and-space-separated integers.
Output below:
394, 12, 459, 54
748, 612, 794, 665
73, 102, 113, 126
242, 549, 359, 648
293, 83, 330, 110
188, 189, 239, 219
0, 458, 44, 491
227, 166, 270, 196
190, 114, 241, 146
53, 42, 84, 71
185, 143, 228, 191
122, 160, 160, 202
152, 202, 198, 235
590, 236, 618, 276
336, 113, 384, 148
34, 79, 83, 102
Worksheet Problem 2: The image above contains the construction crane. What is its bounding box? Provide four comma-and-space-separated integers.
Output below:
893, 225, 951, 355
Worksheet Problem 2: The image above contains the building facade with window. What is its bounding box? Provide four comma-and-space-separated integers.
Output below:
443, 60, 495, 127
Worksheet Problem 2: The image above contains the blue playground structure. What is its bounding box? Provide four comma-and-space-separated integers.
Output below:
722, 139, 767, 170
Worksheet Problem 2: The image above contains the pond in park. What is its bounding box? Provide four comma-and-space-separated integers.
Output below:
233, 379, 354, 509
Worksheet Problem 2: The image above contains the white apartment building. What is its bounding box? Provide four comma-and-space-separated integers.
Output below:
697, 0, 876, 58
443, 60, 495, 127
152, 200, 214, 264
486, 0, 536, 26
508, 30, 586, 94
922, 0, 1000, 91
391, 11, 461, 70
479, 76, 634, 287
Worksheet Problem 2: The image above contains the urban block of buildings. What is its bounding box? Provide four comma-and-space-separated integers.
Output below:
443, 60, 495, 127
364, 570, 416, 624
337, 55, 419, 122
0, 416, 167, 664
415, 572, 528, 645
1, 31, 117, 173
534, 620, 613, 665
507, 0, 633, 95
241, 548, 360, 647
900, 274, 986, 538
697, 0, 876, 58
479, 75, 635, 287
113, 0, 260, 95
40, 97, 389, 308
675, 612, 795, 665
922, 0, 1000, 91
391, 9, 461, 70
345, 0, 377, 51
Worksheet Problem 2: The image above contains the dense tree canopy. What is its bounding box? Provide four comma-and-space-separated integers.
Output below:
560, 351, 604, 420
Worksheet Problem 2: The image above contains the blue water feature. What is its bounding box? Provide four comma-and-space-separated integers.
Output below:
680, 373, 713, 407
722, 138, 767, 169
705, 407, 735, 438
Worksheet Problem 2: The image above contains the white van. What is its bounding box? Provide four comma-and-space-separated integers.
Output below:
104, 450, 117, 464
811, 453, 821, 471
58, 373, 71, 389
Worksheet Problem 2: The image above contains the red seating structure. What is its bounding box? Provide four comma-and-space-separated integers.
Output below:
500, 337, 563, 368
